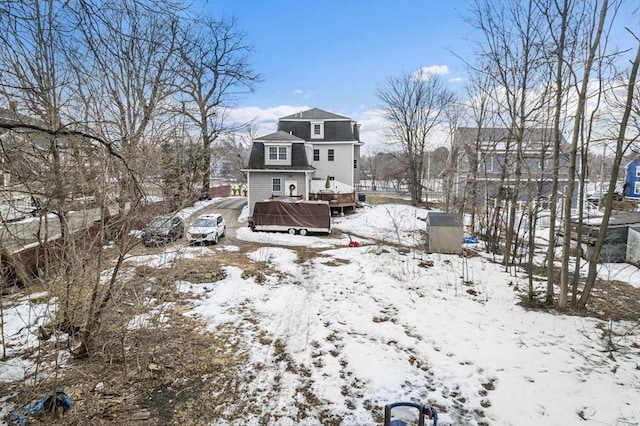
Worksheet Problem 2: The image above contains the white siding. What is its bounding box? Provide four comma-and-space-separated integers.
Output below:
309, 143, 353, 188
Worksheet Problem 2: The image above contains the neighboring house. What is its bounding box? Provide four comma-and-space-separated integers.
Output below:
623, 159, 640, 201
425, 212, 463, 254
0, 102, 101, 204
452, 127, 579, 207
244, 108, 364, 216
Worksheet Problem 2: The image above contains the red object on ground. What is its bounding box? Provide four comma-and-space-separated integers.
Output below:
348, 240, 360, 247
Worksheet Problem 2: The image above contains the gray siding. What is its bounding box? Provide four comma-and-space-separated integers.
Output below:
247, 171, 308, 216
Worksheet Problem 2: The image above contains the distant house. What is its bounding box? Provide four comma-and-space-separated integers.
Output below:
0, 102, 101, 207
623, 159, 640, 201
425, 212, 463, 254
244, 108, 364, 216
452, 127, 579, 207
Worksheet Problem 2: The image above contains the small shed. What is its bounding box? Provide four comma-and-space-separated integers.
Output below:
425, 212, 463, 254
627, 226, 640, 265
576, 212, 640, 263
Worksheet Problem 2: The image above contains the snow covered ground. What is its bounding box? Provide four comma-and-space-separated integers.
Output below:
2, 201, 640, 425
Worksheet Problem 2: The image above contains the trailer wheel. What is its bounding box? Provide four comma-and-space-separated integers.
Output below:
288, 228, 296, 235
299, 229, 308, 236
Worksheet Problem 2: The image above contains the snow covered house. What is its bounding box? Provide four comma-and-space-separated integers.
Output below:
244, 108, 364, 216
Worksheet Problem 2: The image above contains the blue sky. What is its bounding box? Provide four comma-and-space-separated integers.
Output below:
199, 0, 472, 149
195, 1, 639, 151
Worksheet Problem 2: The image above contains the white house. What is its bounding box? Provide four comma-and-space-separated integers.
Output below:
244, 108, 364, 216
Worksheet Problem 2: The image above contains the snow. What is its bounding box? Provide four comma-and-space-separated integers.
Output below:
2, 202, 640, 425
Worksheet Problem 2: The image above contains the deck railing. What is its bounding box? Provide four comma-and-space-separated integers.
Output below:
309, 191, 356, 204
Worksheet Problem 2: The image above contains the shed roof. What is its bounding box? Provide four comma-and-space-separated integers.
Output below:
427, 212, 463, 227
581, 212, 640, 227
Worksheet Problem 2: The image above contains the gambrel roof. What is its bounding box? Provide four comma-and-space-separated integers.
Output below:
280, 108, 350, 121
246, 134, 315, 171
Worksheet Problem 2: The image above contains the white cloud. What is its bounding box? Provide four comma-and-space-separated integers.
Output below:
227, 105, 389, 147
414, 65, 450, 80
292, 89, 304, 94
226, 105, 310, 137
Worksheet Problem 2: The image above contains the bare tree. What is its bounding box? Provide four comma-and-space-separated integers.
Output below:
580, 36, 640, 308
469, 0, 553, 271
176, 16, 261, 198
377, 70, 456, 205
557, 0, 617, 308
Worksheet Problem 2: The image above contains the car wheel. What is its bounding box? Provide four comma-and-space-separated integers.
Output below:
221, 226, 226, 237
212, 232, 219, 245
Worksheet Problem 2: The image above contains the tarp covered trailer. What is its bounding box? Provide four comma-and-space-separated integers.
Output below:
249, 199, 331, 235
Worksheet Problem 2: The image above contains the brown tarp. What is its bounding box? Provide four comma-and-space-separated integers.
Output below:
252, 199, 331, 230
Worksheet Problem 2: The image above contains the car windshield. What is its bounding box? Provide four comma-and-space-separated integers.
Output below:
192, 218, 216, 227
148, 218, 172, 229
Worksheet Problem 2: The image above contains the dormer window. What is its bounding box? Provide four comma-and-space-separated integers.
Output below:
268, 146, 287, 161
265, 143, 291, 166
311, 121, 324, 139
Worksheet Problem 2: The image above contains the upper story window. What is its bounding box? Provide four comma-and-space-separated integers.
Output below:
636, 165, 640, 177
265, 144, 291, 165
482, 156, 493, 172
538, 159, 548, 169
268, 146, 287, 161
313, 149, 320, 162
311, 121, 324, 139
328, 149, 335, 161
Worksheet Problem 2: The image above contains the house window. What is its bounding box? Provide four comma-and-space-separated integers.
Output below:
354, 159, 357, 169
267, 146, 288, 161
268, 147, 277, 160
538, 159, 548, 169
483, 156, 493, 172
635, 181, 640, 195
328, 149, 334, 161
272, 178, 281, 192
636, 165, 640, 177
313, 149, 320, 161
311, 122, 324, 139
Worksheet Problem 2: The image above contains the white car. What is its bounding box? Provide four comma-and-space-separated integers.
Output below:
187, 214, 226, 245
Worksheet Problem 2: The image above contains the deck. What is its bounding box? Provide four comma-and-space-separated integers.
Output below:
309, 191, 358, 215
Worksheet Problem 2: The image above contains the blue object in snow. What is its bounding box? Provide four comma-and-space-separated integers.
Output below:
463, 236, 479, 244
10, 387, 72, 425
